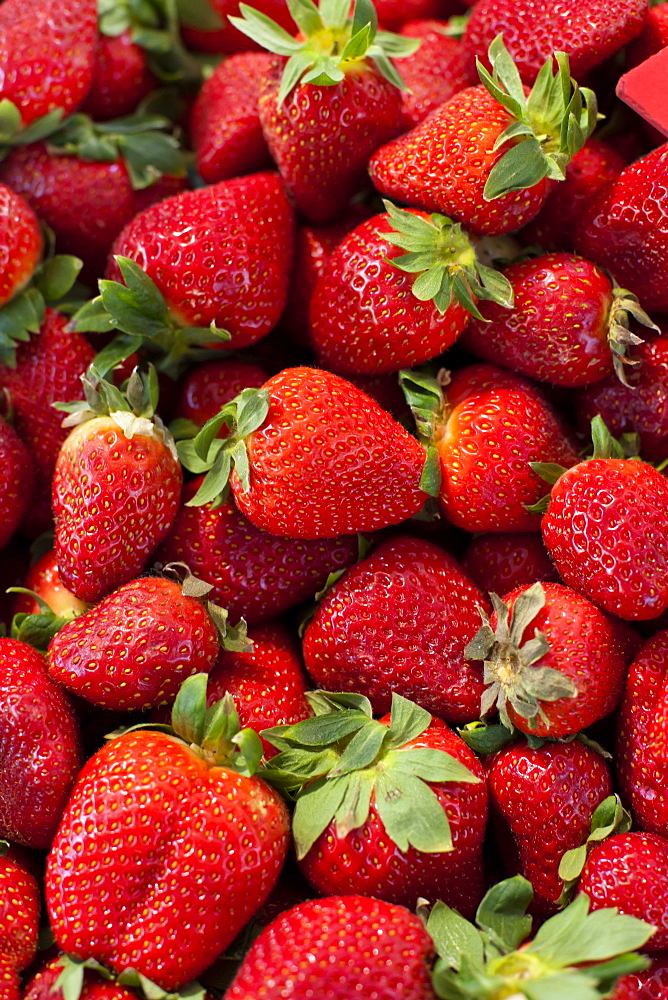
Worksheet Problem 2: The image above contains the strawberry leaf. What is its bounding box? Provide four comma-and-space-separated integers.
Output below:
375, 769, 454, 852
293, 774, 349, 856
427, 900, 485, 971
526, 894, 655, 965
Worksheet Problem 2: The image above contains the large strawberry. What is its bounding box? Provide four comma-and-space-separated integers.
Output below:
262, 692, 487, 916
52, 366, 182, 604
302, 535, 488, 723
46, 675, 290, 990
369, 38, 598, 236
229, 0, 419, 222
181, 367, 430, 538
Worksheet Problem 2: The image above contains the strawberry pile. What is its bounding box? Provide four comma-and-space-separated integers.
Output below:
2, 0, 668, 997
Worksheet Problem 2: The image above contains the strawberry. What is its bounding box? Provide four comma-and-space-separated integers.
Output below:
180, 0, 298, 56
369, 38, 598, 236
402, 365, 579, 533
23, 956, 141, 1000
181, 367, 430, 539
614, 954, 668, 1000
461, 0, 648, 84
466, 581, 637, 737
377, 0, 463, 31
0, 184, 43, 309
538, 420, 668, 621
12, 550, 87, 621
309, 204, 514, 376
0, 843, 40, 1000
45, 676, 290, 990
397, 20, 476, 129
157, 478, 359, 624
627, 1, 668, 68
0, 416, 35, 550
486, 738, 613, 916
461, 253, 658, 387
52, 366, 182, 604
0, 0, 97, 139
262, 692, 487, 916
0, 638, 82, 850
230, 0, 419, 222
81, 30, 158, 121
462, 531, 560, 596
47, 569, 250, 711
190, 51, 273, 184
226, 894, 438, 999
171, 357, 269, 433
574, 144, 668, 314
302, 535, 488, 723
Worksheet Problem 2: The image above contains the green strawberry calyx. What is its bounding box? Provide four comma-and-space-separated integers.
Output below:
558, 794, 632, 906
70, 256, 232, 379
0, 101, 65, 156
229, 0, 420, 105
427, 875, 654, 1000
383, 201, 514, 321
98, 0, 203, 87
606, 285, 659, 386
259, 690, 481, 860
161, 561, 252, 653
465, 582, 577, 733
398, 367, 449, 497
54, 953, 207, 1000
8, 587, 87, 651
478, 36, 599, 201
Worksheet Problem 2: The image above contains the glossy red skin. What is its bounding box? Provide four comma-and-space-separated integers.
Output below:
625, 3, 668, 67
23, 957, 140, 1000
0, 638, 82, 850
0, 184, 42, 307
617, 630, 668, 838
191, 52, 273, 184
462, 531, 559, 595
107, 172, 295, 348
0, 309, 95, 538
12, 550, 87, 619
0, 0, 97, 125
303, 535, 488, 723
52, 416, 183, 604
462, 0, 648, 84
309, 211, 471, 376
0, 417, 34, 550
541, 459, 668, 621
157, 479, 359, 624
226, 895, 438, 999
298, 718, 487, 916
461, 254, 616, 387
575, 337, 668, 464
81, 30, 157, 121
47, 577, 221, 711
521, 138, 627, 253
0, 145, 187, 280
46, 729, 290, 990
436, 364, 579, 532
575, 145, 668, 314
173, 358, 269, 429
487, 739, 613, 916
258, 60, 404, 223
492, 581, 636, 736
230, 367, 429, 538
369, 86, 551, 237
0, 851, 39, 973
398, 21, 475, 129
614, 953, 668, 1000
578, 832, 668, 951
187, 0, 298, 55
206, 622, 311, 758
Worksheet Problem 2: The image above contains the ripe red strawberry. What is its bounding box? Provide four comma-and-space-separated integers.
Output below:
226, 894, 438, 999
81, 30, 158, 121
190, 51, 273, 184
46, 676, 290, 990
157, 478, 359, 623
627, 2, 668, 67
183, 367, 430, 539
302, 535, 488, 723
52, 367, 182, 604
377, 0, 463, 31
47, 571, 249, 711
23, 955, 141, 1000
0, 638, 82, 849
0, 0, 97, 134
309, 204, 513, 376
575, 145, 668, 314
181, 0, 298, 55
369, 39, 598, 236
462, 531, 560, 595
614, 954, 668, 1000
0, 416, 35, 550
0, 843, 40, 1000
172, 357, 269, 432
0, 185, 43, 309
397, 20, 476, 129
461, 253, 657, 387
578, 832, 668, 950
462, 0, 648, 84
486, 738, 613, 916
466, 581, 638, 737
263, 693, 487, 916
12, 550, 87, 621
230, 0, 418, 222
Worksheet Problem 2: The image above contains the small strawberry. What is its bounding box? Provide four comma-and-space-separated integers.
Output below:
52, 366, 182, 604
0, 415, 35, 550
397, 19, 476, 129
462, 531, 560, 595
0, 842, 40, 1000
23, 955, 141, 1000
0, 184, 43, 309
302, 535, 489, 723
369, 38, 598, 236
0, 638, 82, 850
171, 357, 269, 435
46, 675, 290, 990
230, 0, 419, 222
181, 367, 430, 539
12, 550, 87, 621
262, 692, 487, 915
81, 30, 158, 121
